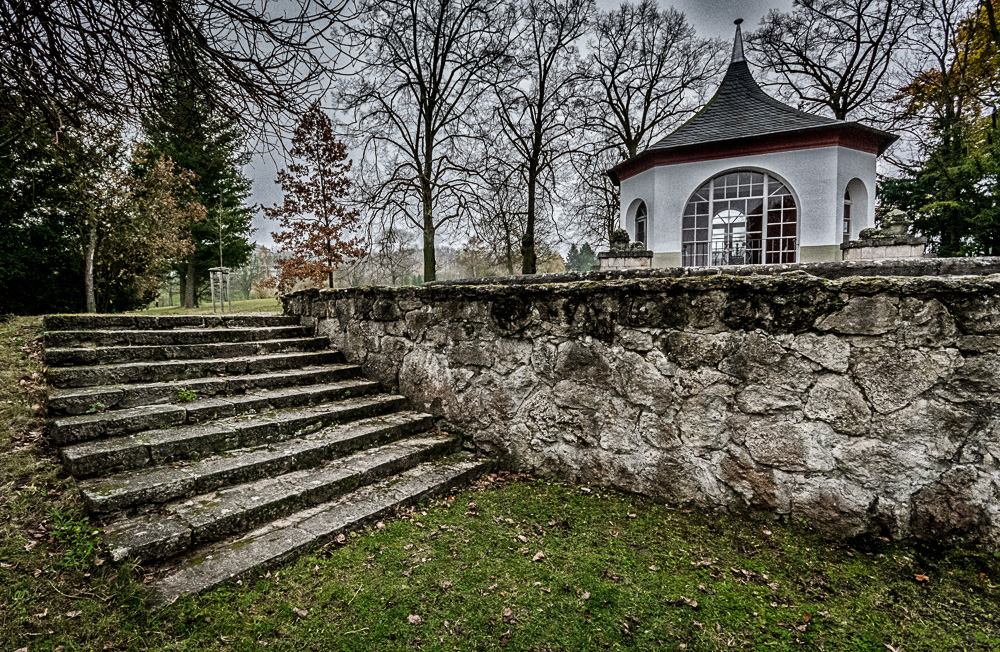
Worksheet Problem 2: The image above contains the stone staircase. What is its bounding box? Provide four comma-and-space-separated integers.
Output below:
43, 314, 491, 609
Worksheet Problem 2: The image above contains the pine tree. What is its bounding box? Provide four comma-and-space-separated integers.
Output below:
578, 243, 598, 271
141, 71, 255, 307
265, 103, 365, 291
566, 243, 581, 271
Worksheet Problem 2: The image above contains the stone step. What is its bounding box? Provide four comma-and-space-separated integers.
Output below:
45, 336, 330, 367
43, 314, 299, 332
147, 452, 491, 609
53, 378, 383, 448
45, 326, 311, 349
78, 409, 431, 513
48, 364, 361, 416
103, 434, 457, 564
48, 350, 344, 389
62, 394, 410, 478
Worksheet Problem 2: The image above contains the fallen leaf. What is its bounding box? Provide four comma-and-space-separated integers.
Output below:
487, 583, 498, 591
580, 487, 592, 493
408, 614, 422, 624
648, 565, 658, 571
441, 581, 453, 589
376, 522, 385, 530
628, 513, 637, 518
65, 611, 82, 618
502, 607, 514, 623
915, 574, 929, 582
34, 609, 48, 618
532, 551, 544, 562
334, 533, 346, 544
293, 607, 308, 618
803, 612, 811, 623
517, 535, 527, 543
24, 541, 37, 552
581, 591, 591, 600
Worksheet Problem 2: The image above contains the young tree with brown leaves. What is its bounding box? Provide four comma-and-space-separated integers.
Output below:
266, 103, 365, 291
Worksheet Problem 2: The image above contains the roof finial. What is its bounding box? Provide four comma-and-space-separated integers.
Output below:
732, 18, 745, 63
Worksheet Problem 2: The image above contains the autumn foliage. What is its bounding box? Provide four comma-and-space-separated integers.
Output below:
266, 103, 365, 291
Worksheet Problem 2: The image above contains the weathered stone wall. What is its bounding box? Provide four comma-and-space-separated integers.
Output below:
283, 271, 1000, 548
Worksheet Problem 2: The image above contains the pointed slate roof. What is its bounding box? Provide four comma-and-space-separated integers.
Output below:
608, 20, 898, 185
649, 21, 838, 151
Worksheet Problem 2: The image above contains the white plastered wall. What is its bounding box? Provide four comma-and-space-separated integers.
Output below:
618, 145, 879, 266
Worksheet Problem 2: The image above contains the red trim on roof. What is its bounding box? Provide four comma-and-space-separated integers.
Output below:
609, 125, 891, 185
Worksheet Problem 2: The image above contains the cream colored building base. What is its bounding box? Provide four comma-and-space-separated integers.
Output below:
799, 245, 842, 263
653, 252, 682, 268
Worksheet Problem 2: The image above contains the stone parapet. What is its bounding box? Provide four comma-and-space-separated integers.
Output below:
597, 249, 653, 270
424, 256, 1000, 286
284, 271, 1000, 548
841, 234, 928, 261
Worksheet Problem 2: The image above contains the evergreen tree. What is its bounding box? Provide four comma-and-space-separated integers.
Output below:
141, 71, 255, 307
881, 0, 1000, 256
0, 96, 87, 314
578, 243, 599, 271
566, 243, 581, 271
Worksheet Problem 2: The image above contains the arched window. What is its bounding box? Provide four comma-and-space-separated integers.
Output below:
682, 171, 797, 267
843, 188, 852, 243
634, 201, 648, 247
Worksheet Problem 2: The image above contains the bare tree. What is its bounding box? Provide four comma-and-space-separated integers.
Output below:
567, 147, 620, 248
233, 246, 277, 299
889, 0, 984, 161
339, 0, 511, 282
0, 0, 335, 139
492, 0, 593, 275
748, 0, 918, 121
586, 0, 723, 161
466, 130, 528, 274
371, 227, 421, 285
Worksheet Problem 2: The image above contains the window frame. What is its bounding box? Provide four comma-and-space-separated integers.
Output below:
681, 170, 798, 267
634, 201, 648, 248
843, 188, 852, 244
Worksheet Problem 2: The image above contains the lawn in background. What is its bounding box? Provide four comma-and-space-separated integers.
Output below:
131, 297, 282, 315
2, 315, 998, 651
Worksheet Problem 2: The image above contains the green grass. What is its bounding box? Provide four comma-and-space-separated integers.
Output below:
130, 297, 282, 315
2, 314, 999, 651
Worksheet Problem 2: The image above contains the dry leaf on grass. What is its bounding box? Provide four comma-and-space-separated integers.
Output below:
532, 551, 544, 562
408, 614, 422, 624
293, 607, 308, 618
915, 574, 929, 582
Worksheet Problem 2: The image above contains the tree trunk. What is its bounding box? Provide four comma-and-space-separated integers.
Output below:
422, 221, 436, 283
421, 179, 436, 282
521, 166, 538, 275
84, 219, 97, 313
185, 259, 197, 308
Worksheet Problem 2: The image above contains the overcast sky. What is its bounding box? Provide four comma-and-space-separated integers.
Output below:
246, 0, 795, 247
